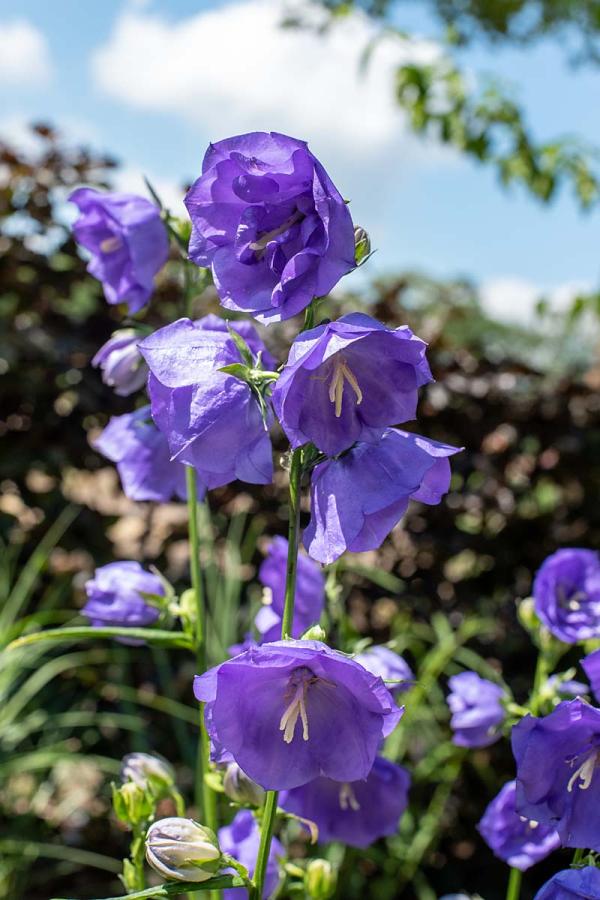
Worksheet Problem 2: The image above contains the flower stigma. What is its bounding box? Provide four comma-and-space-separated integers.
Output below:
567, 750, 599, 793
100, 236, 122, 254
338, 783, 361, 811
279, 667, 317, 744
328, 357, 363, 417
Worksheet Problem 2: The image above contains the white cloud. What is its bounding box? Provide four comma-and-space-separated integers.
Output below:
0, 20, 53, 85
91, 0, 444, 163
480, 276, 593, 325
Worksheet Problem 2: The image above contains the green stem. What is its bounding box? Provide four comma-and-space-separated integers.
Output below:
505, 867, 522, 900
252, 447, 303, 898
572, 846, 586, 866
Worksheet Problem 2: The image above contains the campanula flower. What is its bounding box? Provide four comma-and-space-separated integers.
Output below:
582, 649, 600, 703
139, 316, 273, 489
94, 406, 189, 502
83, 561, 162, 639
353, 646, 415, 696
512, 698, 600, 850
92, 329, 147, 396
219, 810, 283, 900
534, 867, 600, 899
70, 188, 168, 313
477, 780, 560, 870
272, 313, 432, 456
194, 640, 403, 790
447, 672, 505, 748
184, 132, 355, 324
256, 536, 325, 641
304, 428, 460, 564
281, 755, 410, 848
533, 548, 600, 644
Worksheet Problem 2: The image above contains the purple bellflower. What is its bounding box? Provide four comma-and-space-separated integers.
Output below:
193, 640, 403, 790
94, 405, 189, 502
534, 867, 600, 900
92, 329, 147, 397
219, 810, 283, 900
512, 698, 600, 851
272, 313, 432, 456
533, 548, 600, 644
83, 561, 161, 640
281, 755, 410, 848
70, 188, 168, 314
353, 646, 415, 696
184, 132, 356, 324
447, 672, 505, 748
304, 428, 460, 565
139, 315, 274, 489
256, 536, 325, 641
477, 780, 560, 870
582, 650, 600, 703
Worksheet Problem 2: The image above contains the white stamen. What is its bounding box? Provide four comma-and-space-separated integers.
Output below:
567, 751, 598, 793
339, 783, 361, 812
249, 210, 304, 256
100, 236, 122, 254
279, 681, 310, 744
328, 358, 363, 418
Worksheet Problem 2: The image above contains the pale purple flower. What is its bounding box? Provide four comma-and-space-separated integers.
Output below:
256, 536, 325, 641
447, 672, 505, 748
219, 810, 283, 900
184, 132, 355, 324
92, 329, 147, 396
83, 561, 161, 641
478, 780, 560, 870
353, 646, 415, 696
272, 313, 432, 456
70, 188, 168, 313
582, 649, 600, 703
533, 548, 600, 644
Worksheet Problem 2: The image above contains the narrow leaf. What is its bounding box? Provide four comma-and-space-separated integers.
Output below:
7, 626, 193, 653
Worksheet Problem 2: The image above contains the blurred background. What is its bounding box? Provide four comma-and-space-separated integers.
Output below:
1, 1, 600, 898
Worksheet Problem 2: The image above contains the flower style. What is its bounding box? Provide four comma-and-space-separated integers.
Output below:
256, 536, 325, 641
477, 780, 560, 870
582, 649, 600, 703
139, 316, 274, 489
447, 672, 505, 748
304, 428, 461, 565
94, 405, 188, 502
83, 561, 162, 640
534, 867, 600, 900
281, 755, 411, 848
193, 640, 403, 790
69, 188, 168, 313
533, 548, 600, 644
272, 313, 432, 456
184, 132, 356, 324
512, 698, 600, 850
219, 810, 283, 900
353, 646, 415, 696
92, 329, 148, 396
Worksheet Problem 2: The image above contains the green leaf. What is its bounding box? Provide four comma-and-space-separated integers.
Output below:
226, 325, 254, 366
6, 626, 193, 653
50, 873, 247, 900
218, 363, 251, 381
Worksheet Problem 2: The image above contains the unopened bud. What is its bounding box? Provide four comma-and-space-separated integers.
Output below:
305, 859, 337, 899
300, 624, 327, 642
223, 762, 265, 807
517, 597, 540, 637
112, 781, 154, 826
121, 752, 175, 796
353, 226, 371, 265
145, 817, 221, 883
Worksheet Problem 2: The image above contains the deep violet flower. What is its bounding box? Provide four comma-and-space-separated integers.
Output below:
447, 672, 505, 748
272, 313, 432, 456
83, 561, 161, 639
256, 536, 325, 641
69, 188, 168, 313
582, 649, 600, 703
533, 548, 600, 644
534, 867, 600, 900
139, 316, 273, 489
281, 755, 410, 848
219, 810, 283, 900
512, 698, 600, 850
92, 329, 148, 396
477, 780, 560, 870
184, 132, 356, 324
353, 646, 415, 696
94, 405, 189, 502
304, 428, 460, 565
193, 640, 403, 790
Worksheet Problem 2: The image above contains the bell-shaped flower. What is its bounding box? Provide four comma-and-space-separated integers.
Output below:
281, 755, 410, 848
534, 868, 600, 900
256, 536, 325, 641
219, 810, 283, 900
447, 671, 505, 748
272, 313, 432, 456
70, 188, 168, 313
353, 646, 415, 697
582, 649, 600, 703
139, 316, 274, 489
533, 548, 600, 644
184, 132, 356, 324
304, 428, 460, 564
194, 640, 403, 790
83, 561, 162, 641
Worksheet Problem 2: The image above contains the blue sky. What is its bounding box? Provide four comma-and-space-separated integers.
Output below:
1, 0, 599, 321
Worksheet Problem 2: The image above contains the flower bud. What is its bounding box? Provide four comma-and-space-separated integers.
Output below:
353, 226, 371, 265
305, 859, 337, 899
121, 752, 175, 797
222, 762, 265, 807
112, 781, 154, 827
145, 817, 222, 883
92, 329, 148, 397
